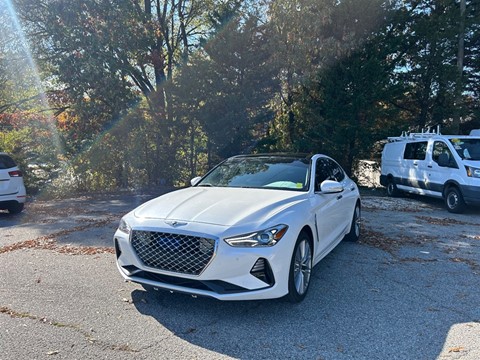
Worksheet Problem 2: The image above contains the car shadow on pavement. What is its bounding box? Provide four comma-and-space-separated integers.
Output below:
0, 210, 25, 224
131, 242, 480, 359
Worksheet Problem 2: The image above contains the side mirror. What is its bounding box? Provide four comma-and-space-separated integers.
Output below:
190, 176, 202, 186
319, 180, 344, 194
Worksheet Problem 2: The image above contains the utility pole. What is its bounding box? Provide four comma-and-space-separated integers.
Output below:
453, 0, 466, 134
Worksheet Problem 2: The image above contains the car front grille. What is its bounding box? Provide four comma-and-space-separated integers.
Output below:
131, 230, 216, 275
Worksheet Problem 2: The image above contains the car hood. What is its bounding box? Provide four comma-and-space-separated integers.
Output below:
463, 159, 480, 166
133, 187, 307, 227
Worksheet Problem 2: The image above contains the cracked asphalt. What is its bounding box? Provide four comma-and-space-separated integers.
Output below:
1, 191, 479, 359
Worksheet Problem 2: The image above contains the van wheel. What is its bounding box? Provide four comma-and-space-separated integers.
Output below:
386, 179, 399, 197
445, 186, 466, 214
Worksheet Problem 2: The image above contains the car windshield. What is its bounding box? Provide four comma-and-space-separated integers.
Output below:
197, 156, 310, 191
449, 138, 480, 160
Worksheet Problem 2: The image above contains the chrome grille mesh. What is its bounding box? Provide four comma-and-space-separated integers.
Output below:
131, 230, 216, 275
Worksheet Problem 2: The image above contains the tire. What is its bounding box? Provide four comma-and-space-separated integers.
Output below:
344, 203, 361, 242
8, 202, 24, 214
386, 179, 399, 197
444, 186, 466, 214
286, 231, 313, 303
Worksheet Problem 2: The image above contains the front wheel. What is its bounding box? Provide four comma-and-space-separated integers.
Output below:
445, 186, 466, 214
344, 203, 361, 242
286, 231, 313, 303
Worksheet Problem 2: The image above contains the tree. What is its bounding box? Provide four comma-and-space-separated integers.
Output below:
0, 1, 42, 114
12, 0, 222, 186
171, 9, 279, 171
292, 40, 402, 173
266, 0, 388, 150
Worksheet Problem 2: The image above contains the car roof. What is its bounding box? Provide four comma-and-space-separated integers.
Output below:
229, 153, 313, 160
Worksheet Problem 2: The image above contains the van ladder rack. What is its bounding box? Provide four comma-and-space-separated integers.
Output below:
387, 126, 441, 143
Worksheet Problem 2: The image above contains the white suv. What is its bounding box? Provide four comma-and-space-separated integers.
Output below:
0, 153, 26, 214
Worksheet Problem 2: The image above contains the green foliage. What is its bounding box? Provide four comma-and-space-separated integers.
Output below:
171, 12, 278, 168
0, 112, 62, 193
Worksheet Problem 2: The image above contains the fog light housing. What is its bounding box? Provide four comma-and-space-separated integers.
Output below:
250, 258, 275, 286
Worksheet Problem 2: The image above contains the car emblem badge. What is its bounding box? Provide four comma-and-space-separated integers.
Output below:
165, 220, 187, 227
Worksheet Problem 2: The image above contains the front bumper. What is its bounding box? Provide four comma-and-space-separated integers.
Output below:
461, 184, 480, 206
113, 226, 294, 301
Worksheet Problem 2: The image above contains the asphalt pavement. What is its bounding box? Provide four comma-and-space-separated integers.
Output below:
0, 191, 479, 359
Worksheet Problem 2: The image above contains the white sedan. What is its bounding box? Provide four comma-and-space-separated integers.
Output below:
114, 154, 361, 302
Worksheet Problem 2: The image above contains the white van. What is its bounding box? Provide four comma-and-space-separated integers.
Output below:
380, 129, 480, 213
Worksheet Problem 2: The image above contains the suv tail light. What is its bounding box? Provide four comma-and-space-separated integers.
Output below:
8, 170, 23, 177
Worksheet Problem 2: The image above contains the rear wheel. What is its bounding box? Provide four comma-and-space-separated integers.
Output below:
386, 179, 399, 197
344, 203, 361, 242
286, 231, 313, 303
445, 186, 466, 214
7, 202, 24, 214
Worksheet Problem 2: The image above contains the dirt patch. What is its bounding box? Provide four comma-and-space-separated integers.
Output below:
450, 257, 480, 272
0, 218, 117, 255
359, 228, 440, 254
416, 216, 479, 227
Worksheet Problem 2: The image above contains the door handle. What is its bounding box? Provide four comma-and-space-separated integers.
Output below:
427, 165, 432, 168
337, 195, 343, 200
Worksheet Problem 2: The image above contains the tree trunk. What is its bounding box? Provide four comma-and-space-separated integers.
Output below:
452, 0, 466, 134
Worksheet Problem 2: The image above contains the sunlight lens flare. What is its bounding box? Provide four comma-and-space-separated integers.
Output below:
3, 0, 64, 156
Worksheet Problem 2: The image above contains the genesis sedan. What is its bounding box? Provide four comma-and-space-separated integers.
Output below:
114, 154, 361, 302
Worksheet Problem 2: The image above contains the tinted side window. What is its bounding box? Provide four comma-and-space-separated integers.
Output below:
0, 155, 16, 169
315, 158, 331, 189
404, 142, 427, 160
315, 158, 345, 190
433, 141, 457, 168
327, 159, 345, 182
433, 142, 451, 162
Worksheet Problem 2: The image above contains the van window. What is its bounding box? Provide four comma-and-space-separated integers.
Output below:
433, 141, 457, 167
404, 141, 427, 160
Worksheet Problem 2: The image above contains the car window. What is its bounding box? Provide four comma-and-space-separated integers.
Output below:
315, 158, 345, 190
328, 159, 345, 182
0, 154, 16, 169
404, 141, 427, 160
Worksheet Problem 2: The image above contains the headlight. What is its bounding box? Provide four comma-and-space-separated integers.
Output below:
118, 218, 131, 234
224, 225, 288, 247
466, 166, 480, 178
